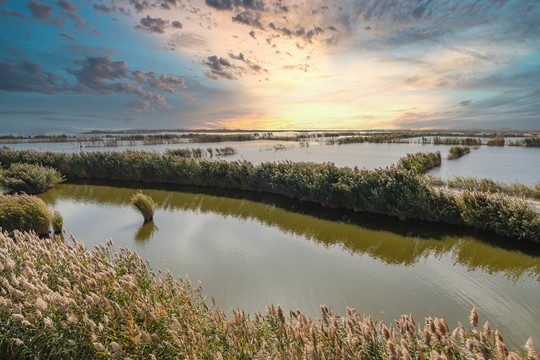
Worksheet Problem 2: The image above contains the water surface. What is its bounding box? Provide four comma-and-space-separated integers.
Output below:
39, 181, 540, 346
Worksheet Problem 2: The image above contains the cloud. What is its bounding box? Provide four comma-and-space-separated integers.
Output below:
57, 0, 78, 12
59, 32, 76, 41
69, 56, 186, 109
232, 11, 264, 29
0, 59, 65, 94
202, 55, 237, 80
28, 0, 54, 20
205, 0, 232, 11
135, 15, 169, 33
92, 4, 117, 14
172, 20, 183, 29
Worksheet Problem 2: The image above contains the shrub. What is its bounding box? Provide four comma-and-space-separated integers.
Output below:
0, 162, 63, 194
448, 146, 470, 160
0, 193, 52, 234
131, 192, 156, 222
397, 151, 441, 174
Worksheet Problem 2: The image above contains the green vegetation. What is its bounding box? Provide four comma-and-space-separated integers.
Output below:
1, 231, 538, 359
524, 137, 540, 147
51, 210, 63, 234
433, 137, 482, 146
426, 175, 540, 200
448, 146, 471, 160
0, 148, 537, 242
166, 147, 237, 158
0, 163, 64, 195
397, 151, 442, 174
130, 192, 156, 222
0, 194, 55, 235
487, 137, 505, 146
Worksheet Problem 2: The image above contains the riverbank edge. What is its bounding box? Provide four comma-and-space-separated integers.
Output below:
0, 148, 538, 243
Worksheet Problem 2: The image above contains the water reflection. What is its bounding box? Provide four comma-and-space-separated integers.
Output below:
135, 221, 158, 242
40, 180, 540, 282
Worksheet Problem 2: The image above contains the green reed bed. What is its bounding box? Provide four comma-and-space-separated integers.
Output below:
1, 231, 539, 359
487, 137, 505, 146
0, 194, 61, 235
0, 163, 64, 195
166, 147, 237, 158
433, 137, 482, 146
0, 148, 537, 242
425, 175, 540, 200
448, 146, 471, 160
397, 151, 442, 174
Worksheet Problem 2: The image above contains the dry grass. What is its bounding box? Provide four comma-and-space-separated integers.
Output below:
1, 231, 539, 359
130, 192, 156, 222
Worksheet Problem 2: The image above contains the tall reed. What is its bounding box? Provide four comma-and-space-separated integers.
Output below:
0, 148, 537, 242
1, 231, 538, 359
130, 192, 156, 222
0, 162, 64, 194
0, 194, 54, 234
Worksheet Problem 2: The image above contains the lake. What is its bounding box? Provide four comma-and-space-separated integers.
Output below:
39, 181, 540, 347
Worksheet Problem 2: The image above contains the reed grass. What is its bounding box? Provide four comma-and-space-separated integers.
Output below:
427, 175, 540, 200
433, 137, 482, 146
1, 231, 539, 359
0, 163, 64, 195
487, 137, 505, 146
130, 192, 156, 222
166, 147, 238, 158
397, 151, 442, 174
448, 146, 471, 160
0, 194, 53, 235
0, 148, 537, 242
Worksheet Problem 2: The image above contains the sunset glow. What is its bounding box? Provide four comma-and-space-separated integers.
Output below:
0, 0, 538, 133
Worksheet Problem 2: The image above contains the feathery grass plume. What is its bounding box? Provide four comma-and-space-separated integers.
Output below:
130, 192, 156, 222
0, 230, 538, 359
0, 162, 63, 194
470, 308, 479, 327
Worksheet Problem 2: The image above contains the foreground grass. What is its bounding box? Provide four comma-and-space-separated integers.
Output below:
0, 148, 538, 242
1, 231, 539, 359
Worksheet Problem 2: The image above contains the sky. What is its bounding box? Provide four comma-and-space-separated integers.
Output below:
0, 0, 539, 133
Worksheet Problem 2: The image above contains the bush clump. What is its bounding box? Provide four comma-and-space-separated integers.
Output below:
448, 146, 471, 160
397, 151, 441, 174
131, 192, 156, 222
1, 231, 539, 359
0, 194, 53, 234
0, 162, 63, 194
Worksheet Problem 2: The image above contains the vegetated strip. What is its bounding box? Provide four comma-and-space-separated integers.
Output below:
448, 146, 471, 160
1, 231, 539, 359
0, 148, 538, 242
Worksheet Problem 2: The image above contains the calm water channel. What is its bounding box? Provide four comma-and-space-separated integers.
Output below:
7, 139, 540, 185
39, 181, 540, 347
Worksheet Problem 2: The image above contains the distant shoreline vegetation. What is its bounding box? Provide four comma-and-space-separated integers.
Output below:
0, 130, 539, 147
0, 148, 538, 242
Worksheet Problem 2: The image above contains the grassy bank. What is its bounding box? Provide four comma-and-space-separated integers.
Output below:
0, 148, 538, 242
1, 231, 539, 359
0, 193, 62, 235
